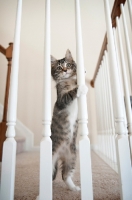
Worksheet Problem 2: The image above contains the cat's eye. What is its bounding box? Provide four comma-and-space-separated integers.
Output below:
66, 63, 71, 68
57, 66, 62, 70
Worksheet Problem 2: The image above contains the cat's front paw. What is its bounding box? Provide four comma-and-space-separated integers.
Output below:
77, 85, 88, 97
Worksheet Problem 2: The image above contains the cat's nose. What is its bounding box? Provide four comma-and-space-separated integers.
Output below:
63, 68, 67, 72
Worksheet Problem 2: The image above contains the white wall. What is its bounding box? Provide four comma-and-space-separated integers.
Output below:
0, 0, 114, 146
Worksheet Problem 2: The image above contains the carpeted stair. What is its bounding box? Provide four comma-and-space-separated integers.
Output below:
12, 151, 120, 200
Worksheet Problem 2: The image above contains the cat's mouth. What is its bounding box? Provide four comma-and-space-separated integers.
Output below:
62, 71, 71, 78
61, 73, 77, 80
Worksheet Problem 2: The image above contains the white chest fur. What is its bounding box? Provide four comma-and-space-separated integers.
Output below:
67, 98, 78, 139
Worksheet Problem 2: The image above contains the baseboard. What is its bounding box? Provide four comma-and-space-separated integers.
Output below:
0, 103, 34, 151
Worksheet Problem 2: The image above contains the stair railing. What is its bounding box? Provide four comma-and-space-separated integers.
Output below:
0, 43, 13, 162
37, 0, 93, 199
75, 0, 93, 199
91, 0, 132, 199
0, 0, 93, 199
0, 0, 22, 199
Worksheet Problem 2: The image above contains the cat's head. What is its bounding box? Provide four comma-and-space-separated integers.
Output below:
51, 49, 77, 82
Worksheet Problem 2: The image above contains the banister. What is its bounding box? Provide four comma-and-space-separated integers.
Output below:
0, 43, 13, 59
0, 42, 13, 161
0, 45, 6, 56
90, 0, 126, 87
0, 43, 13, 122
90, 34, 107, 87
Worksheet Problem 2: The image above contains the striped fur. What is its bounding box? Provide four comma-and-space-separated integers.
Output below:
51, 49, 80, 191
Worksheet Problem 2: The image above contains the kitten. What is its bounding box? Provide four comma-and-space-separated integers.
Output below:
51, 49, 80, 191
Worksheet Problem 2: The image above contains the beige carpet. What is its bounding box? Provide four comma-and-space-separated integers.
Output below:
12, 150, 120, 200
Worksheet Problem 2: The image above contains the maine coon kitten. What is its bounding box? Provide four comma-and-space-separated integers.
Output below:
51, 49, 80, 191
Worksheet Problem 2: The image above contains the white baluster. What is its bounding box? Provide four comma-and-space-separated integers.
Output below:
0, 0, 22, 200
99, 63, 105, 155
113, 27, 128, 131
94, 79, 100, 150
127, 0, 132, 28
95, 72, 102, 153
120, 3, 132, 90
116, 16, 132, 157
102, 60, 109, 158
104, 0, 132, 199
105, 57, 112, 160
75, 0, 93, 199
101, 59, 108, 158
104, 55, 113, 161
37, 0, 52, 199
96, 67, 103, 154
95, 73, 100, 152
105, 50, 117, 166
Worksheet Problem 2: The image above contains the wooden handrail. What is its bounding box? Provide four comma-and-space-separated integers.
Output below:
0, 43, 13, 122
0, 45, 6, 56
90, 0, 126, 87
0, 42, 13, 161
90, 34, 107, 87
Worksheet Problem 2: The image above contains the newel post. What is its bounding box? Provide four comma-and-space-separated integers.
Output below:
75, 0, 93, 199
104, 0, 132, 199
37, 0, 52, 200
0, 0, 22, 200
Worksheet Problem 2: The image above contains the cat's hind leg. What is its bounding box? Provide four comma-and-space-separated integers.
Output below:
64, 176, 80, 191
53, 161, 58, 180
52, 153, 59, 180
61, 158, 80, 191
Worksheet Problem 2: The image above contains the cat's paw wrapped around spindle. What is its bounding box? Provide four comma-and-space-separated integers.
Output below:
77, 85, 88, 98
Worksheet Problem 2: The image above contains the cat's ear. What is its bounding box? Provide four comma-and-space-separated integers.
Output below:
51, 55, 57, 63
65, 49, 73, 62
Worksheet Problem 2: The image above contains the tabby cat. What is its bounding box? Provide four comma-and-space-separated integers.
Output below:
51, 49, 81, 191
